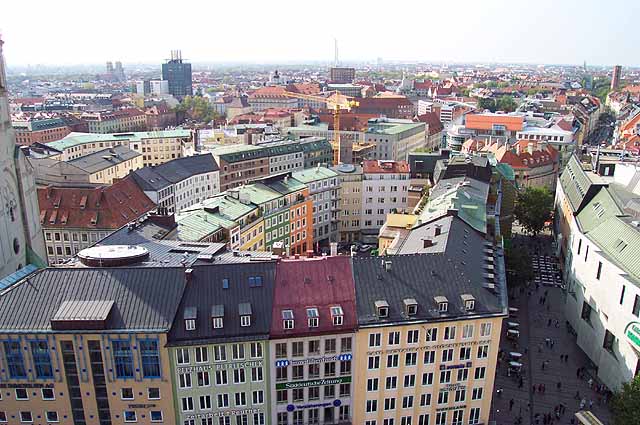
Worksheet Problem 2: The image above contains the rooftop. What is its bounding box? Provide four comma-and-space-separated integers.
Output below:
47, 130, 191, 151
131, 154, 219, 191
291, 166, 338, 183
67, 145, 140, 174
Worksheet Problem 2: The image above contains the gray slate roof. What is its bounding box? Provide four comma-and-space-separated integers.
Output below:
67, 145, 140, 174
167, 262, 276, 345
0, 268, 187, 332
132, 154, 219, 191
559, 154, 606, 214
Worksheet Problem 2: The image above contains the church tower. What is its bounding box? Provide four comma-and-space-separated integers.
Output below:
0, 36, 45, 278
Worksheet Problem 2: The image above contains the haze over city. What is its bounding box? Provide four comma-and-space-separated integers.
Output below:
3, 0, 640, 66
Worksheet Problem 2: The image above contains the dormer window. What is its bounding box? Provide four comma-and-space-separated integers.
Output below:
461, 294, 475, 311
403, 298, 418, 316
434, 296, 449, 313
331, 306, 344, 326
282, 310, 294, 329
184, 307, 197, 331
239, 303, 252, 327
375, 300, 389, 318
222, 278, 229, 289
211, 305, 224, 329
307, 308, 319, 328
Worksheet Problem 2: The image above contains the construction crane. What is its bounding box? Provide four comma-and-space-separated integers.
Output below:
282, 90, 359, 164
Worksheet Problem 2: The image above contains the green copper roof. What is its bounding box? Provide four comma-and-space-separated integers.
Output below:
587, 216, 640, 282
209, 144, 269, 162
266, 177, 306, 195
367, 122, 424, 135
292, 167, 338, 183
192, 194, 257, 221
47, 130, 191, 151
576, 188, 623, 233
175, 211, 225, 241
238, 184, 281, 206
495, 163, 515, 181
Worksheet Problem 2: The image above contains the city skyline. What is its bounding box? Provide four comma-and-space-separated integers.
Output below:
2, 0, 640, 67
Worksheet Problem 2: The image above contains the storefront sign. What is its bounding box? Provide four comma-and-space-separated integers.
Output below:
185, 408, 262, 419
0, 383, 54, 388
625, 322, 640, 351
439, 362, 472, 371
176, 360, 262, 374
128, 404, 156, 409
436, 404, 466, 412
276, 376, 351, 390
366, 340, 492, 356
275, 354, 352, 368
441, 383, 466, 391
286, 399, 342, 411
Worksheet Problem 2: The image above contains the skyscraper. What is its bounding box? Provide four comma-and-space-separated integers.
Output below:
0, 37, 46, 278
161, 50, 192, 97
611, 65, 622, 90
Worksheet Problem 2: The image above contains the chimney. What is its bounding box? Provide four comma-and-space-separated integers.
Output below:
185, 268, 193, 282
306, 249, 314, 258
384, 260, 392, 272
272, 241, 285, 257
330, 242, 338, 256
434, 225, 442, 236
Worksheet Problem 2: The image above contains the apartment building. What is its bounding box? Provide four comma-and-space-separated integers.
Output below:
37, 178, 155, 264
331, 164, 363, 243
12, 117, 71, 145
210, 145, 271, 192
167, 263, 276, 425
292, 167, 340, 246
131, 154, 220, 214
81, 108, 147, 133
0, 266, 185, 425
365, 118, 427, 161
65, 145, 143, 184
43, 130, 193, 166
270, 256, 357, 425
361, 160, 410, 244
299, 137, 334, 168
352, 218, 507, 425
248, 87, 300, 111
259, 140, 304, 175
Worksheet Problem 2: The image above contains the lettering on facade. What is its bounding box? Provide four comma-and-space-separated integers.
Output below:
275, 354, 352, 368
0, 383, 54, 389
625, 322, 640, 351
286, 399, 342, 411
441, 383, 466, 391
275, 376, 351, 390
366, 340, 492, 356
439, 362, 473, 371
176, 360, 263, 374
436, 404, 467, 412
185, 408, 262, 419
128, 404, 156, 409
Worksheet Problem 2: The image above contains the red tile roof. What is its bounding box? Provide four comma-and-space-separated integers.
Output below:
270, 256, 357, 338
465, 113, 524, 132
249, 86, 288, 98
286, 83, 321, 95
482, 141, 558, 170
362, 160, 410, 174
38, 176, 155, 230
415, 112, 444, 135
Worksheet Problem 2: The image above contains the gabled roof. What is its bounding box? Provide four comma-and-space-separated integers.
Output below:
271, 256, 357, 338
0, 267, 187, 332
37, 177, 155, 229
559, 155, 606, 214
168, 262, 276, 345
67, 145, 140, 174
131, 154, 219, 191
47, 130, 191, 151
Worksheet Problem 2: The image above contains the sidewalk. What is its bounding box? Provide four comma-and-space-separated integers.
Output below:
490, 232, 612, 424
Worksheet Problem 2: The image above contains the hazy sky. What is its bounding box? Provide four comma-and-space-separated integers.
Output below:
2, 0, 639, 67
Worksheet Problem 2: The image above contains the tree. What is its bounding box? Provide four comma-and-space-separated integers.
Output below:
505, 246, 534, 288
496, 95, 518, 112
477, 97, 496, 112
612, 375, 640, 425
174, 95, 217, 124
514, 187, 554, 236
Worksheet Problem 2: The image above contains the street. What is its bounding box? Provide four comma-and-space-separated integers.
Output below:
490, 231, 612, 424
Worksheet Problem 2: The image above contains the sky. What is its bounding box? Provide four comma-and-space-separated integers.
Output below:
1, 0, 639, 67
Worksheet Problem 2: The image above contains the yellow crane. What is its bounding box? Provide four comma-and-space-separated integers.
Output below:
282, 90, 359, 164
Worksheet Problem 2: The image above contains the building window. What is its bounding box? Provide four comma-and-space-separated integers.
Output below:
633, 295, 640, 317
112, 340, 134, 378
124, 411, 137, 423
20, 412, 32, 423
4, 341, 26, 379
195, 346, 208, 363
369, 333, 381, 347
603, 330, 616, 353
181, 397, 194, 412
250, 342, 263, 358
46, 411, 58, 423
581, 302, 593, 324
42, 388, 55, 400
148, 388, 160, 400
140, 339, 161, 378
121, 388, 134, 399
150, 411, 163, 422
15, 388, 28, 400
596, 262, 602, 280
30, 341, 53, 379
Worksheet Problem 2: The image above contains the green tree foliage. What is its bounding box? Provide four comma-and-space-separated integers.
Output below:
175, 95, 217, 123
612, 375, 640, 425
496, 95, 518, 112
514, 187, 554, 236
505, 246, 534, 287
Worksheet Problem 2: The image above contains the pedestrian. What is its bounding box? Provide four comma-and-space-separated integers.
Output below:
510, 398, 514, 411
565, 354, 569, 362
557, 381, 562, 391
580, 398, 586, 409
575, 390, 580, 400
589, 400, 593, 409
588, 378, 594, 388
576, 367, 581, 378
539, 343, 543, 353
539, 384, 544, 393
560, 354, 564, 362
548, 318, 552, 326
542, 383, 546, 393
533, 384, 536, 393
550, 339, 555, 349
519, 376, 524, 388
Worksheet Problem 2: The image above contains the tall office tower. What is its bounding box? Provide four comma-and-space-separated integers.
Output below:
611, 65, 622, 90
114, 61, 125, 81
0, 37, 46, 278
161, 50, 193, 97
106, 61, 114, 74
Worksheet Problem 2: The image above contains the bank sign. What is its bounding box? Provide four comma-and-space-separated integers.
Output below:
275, 354, 352, 368
625, 322, 640, 351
